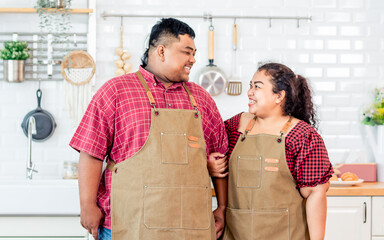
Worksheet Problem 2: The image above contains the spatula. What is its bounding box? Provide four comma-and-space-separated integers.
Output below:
226, 21, 242, 96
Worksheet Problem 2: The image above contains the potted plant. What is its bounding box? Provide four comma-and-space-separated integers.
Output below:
34, 0, 73, 75
34, 0, 72, 41
1, 41, 31, 83
362, 87, 384, 126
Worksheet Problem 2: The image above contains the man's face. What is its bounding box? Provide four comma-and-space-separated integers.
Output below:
160, 34, 196, 86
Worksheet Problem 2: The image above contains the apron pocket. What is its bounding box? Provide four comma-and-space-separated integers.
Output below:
236, 156, 262, 188
226, 208, 289, 240
252, 208, 290, 240
226, 207, 253, 240
161, 132, 188, 164
182, 186, 210, 229
144, 186, 181, 229
144, 186, 210, 230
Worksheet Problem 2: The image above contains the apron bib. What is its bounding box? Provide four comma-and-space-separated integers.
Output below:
108, 71, 215, 240
223, 116, 309, 240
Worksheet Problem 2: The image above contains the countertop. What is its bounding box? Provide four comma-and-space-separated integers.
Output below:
212, 182, 384, 197
327, 182, 384, 196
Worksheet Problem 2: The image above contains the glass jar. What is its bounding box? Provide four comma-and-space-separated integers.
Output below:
63, 161, 78, 179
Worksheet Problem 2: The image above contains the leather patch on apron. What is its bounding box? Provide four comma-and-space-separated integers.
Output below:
265, 158, 279, 163
188, 143, 201, 148
188, 135, 199, 142
264, 166, 279, 172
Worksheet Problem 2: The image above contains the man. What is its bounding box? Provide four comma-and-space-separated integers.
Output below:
70, 18, 228, 240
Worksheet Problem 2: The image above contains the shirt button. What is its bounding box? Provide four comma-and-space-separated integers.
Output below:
153, 83, 157, 86
168, 104, 171, 107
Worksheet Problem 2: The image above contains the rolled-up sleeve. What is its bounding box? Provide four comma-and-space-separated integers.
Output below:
288, 125, 333, 188
69, 83, 116, 161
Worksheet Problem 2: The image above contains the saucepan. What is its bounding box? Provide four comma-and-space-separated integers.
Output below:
197, 22, 227, 96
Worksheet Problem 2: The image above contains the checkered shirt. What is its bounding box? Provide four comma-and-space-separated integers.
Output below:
225, 113, 333, 188
70, 66, 228, 229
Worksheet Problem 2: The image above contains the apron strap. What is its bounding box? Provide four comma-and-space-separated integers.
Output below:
280, 116, 293, 135
106, 158, 117, 172
241, 115, 257, 141
182, 82, 199, 118
241, 115, 293, 142
136, 71, 159, 114
276, 116, 293, 143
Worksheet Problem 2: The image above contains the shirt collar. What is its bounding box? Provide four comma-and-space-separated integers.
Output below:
139, 66, 184, 90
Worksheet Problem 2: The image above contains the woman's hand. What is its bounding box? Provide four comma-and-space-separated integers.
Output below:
207, 152, 228, 178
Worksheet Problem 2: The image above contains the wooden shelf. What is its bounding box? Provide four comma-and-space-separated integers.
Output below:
0, 8, 93, 14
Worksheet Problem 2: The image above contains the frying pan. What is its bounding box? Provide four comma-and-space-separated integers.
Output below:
197, 23, 227, 96
21, 89, 57, 142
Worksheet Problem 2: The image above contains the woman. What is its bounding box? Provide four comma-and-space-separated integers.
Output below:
208, 63, 333, 240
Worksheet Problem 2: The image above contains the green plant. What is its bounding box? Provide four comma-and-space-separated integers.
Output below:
34, 0, 72, 45
362, 87, 384, 126
0, 41, 31, 60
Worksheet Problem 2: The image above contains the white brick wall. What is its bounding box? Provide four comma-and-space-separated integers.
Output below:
0, 0, 383, 178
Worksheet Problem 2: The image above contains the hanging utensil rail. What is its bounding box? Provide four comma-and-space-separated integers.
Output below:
101, 12, 312, 27
0, 32, 88, 81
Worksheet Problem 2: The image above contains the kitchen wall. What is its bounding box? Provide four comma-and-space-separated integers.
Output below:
0, 0, 383, 179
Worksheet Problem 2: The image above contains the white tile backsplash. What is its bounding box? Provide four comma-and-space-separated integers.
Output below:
339, 0, 365, 9
311, 26, 338, 36
325, 12, 352, 22
303, 40, 324, 50
327, 40, 351, 50
339, 54, 364, 64
0, 0, 383, 178
313, 54, 337, 63
327, 68, 350, 78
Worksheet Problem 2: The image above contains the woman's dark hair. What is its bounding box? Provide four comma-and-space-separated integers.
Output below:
141, 18, 195, 67
258, 63, 318, 129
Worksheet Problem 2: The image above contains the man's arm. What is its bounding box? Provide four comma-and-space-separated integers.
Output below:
78, 151, 104, 240
300, 182, 330, 240
212, 177, 228, 239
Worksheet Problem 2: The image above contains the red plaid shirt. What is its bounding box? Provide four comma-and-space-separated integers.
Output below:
225, 113, 333, 188
70, 67, 228, 229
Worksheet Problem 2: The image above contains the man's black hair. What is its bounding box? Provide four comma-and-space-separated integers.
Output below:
141, 18, 195, 67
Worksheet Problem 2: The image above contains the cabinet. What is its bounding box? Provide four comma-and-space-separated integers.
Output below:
0, 216, 88, 239
373, 197, 384, 238
325, 196, 371, 240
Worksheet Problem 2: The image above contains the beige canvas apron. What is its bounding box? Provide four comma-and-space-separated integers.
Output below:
223, 116, 309, 240
107, 71, 215, 240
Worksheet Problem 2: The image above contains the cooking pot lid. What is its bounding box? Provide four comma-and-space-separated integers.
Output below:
199, 70, 227, 96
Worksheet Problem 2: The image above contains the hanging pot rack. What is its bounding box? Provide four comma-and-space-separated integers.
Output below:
101, 12, 312, 28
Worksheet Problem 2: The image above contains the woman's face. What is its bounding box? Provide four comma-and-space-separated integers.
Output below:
247, 70, 282, 117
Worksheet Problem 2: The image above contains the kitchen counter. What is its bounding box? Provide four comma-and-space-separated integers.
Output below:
0, 179, 80, 215
212, 182, 384, 197
327, 182, 384, 196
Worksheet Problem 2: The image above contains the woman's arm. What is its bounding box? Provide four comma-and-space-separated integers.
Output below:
300, 182, 330, 240
207, 152, 228, 177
